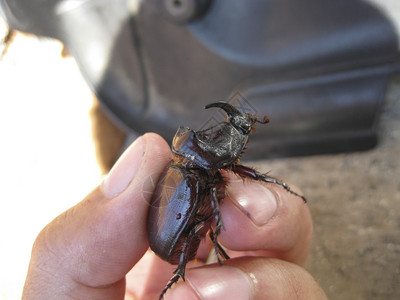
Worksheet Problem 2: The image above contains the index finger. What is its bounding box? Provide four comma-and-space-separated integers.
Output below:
219, 174, 313, 265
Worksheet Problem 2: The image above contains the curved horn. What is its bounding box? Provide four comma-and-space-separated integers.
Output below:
205, 101, 252, 134
205, 102, 243, 119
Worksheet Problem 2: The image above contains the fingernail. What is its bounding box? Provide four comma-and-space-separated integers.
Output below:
178, 266, 253, 300
227, 180, 278, 226
101, 135, 145, 198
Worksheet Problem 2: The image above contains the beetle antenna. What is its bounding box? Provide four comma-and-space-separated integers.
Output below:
258, 115, 270, 124
249, 113, 269, 124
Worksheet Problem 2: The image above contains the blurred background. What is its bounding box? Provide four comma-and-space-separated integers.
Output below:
1, 1, 400, 299
0, 20, 103, 299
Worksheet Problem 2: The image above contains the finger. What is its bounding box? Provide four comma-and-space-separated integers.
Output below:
126, 249, 208, 299
219, 173, 313, 264
23, 133, 172, 299
126, 250, 176, 299
165, 257, 327, 300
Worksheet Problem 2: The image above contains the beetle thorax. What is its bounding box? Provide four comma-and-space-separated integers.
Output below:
171, 123, 248, 170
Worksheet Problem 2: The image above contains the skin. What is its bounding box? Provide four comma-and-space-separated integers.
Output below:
22, 133, 327, 300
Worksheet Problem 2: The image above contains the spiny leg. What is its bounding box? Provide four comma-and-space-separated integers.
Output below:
209, 187, 230, 263
210, 187, 224, 236
158, 259, 186, 300
159, 272, 180, 300
231, 164, 307, 203
209, 229, 230, 261
158, 224, 201, 300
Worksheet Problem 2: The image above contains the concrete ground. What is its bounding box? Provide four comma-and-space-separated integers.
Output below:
1, 22, 399, 299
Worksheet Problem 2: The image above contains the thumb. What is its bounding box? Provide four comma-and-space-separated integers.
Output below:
23, 133, 171, 299
165, 257, 327, 300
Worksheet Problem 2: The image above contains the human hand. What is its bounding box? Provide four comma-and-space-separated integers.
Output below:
22, 133, 327, 300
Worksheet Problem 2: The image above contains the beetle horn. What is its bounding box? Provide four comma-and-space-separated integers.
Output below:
205, 102, 253, 134
205, 102, 243, 119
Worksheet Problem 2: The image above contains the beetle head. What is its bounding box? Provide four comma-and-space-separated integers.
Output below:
205, 102, 254, 135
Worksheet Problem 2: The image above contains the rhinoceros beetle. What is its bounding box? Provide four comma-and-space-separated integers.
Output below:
147, 102, 306, 299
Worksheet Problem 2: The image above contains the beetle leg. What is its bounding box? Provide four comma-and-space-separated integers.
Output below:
159, 250, 190, 299
159, 273, 180, 300
159, 222, 205, 299
231, 164, 307, 203
209, 187, 230, 263
209, 229, 230, 262
210, 187, 224, 236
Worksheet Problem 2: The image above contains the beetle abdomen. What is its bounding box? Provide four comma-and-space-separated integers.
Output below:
147, 162, 209, 262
